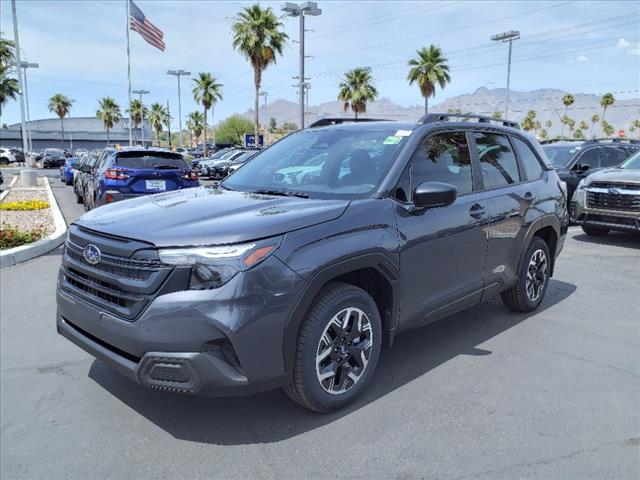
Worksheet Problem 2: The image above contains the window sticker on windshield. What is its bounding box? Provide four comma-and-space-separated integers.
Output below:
395, 130, 412, 137
383, 135, 402, 145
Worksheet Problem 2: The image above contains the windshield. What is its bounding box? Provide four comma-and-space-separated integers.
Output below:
541, 145, 579, 168
45, 149, 64, 157
620, 151, 640, 169
222, 127, 409, 198
115, 153, 188, 169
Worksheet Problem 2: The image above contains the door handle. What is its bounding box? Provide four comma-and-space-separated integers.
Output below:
469, 203, 486, 219
524, 192, 536, 203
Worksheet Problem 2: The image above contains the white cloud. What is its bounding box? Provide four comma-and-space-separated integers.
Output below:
628, 45, 640, 56
617, 38, 631, 50
576, 55, 590, 63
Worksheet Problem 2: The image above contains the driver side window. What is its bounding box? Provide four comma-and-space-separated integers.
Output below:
576, 148, 600, 168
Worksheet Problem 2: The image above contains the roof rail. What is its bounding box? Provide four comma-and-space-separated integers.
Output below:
540, 138, 639, 145
418, 112, 520, 130
307, 117, 391, 128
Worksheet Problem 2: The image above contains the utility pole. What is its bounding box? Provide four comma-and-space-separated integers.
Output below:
19, 61, 38, 152
11, 0, 28, 157
166, 100, 172, 148
132, 89, 150, 145
167, 69, 190, 148
491, 30, 519, 120
260, 91, 268, 131
282, 2, 321, 129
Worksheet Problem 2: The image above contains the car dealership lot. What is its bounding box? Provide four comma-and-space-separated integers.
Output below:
1, 184, 639, 480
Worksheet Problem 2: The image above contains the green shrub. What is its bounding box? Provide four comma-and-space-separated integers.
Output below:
0, 225, 46, 249
214, 115, 255, 146
0, 200, 49, 211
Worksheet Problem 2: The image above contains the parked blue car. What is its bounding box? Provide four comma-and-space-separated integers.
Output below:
60, 157, 80, 185
81, 147, 199, 210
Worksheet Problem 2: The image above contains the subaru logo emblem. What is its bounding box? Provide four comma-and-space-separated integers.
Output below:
83, 244, 101, 265
608, 187, 620, 195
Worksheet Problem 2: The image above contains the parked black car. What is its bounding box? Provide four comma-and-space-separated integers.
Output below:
74, 152, 100, 204
57, 113, 568, 412
43, 148, 67, 168
541, 139, 639, 202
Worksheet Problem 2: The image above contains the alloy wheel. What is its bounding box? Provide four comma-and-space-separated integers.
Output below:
315, 307, 373, 395
526, 249, 547, 302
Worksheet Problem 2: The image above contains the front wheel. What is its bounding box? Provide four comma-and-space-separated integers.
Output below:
285, 283, 382, 413
581, 225, 609, 236
501, 237, 551, 312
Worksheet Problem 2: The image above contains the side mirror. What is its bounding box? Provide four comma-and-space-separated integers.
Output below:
572, 163, 590, 173
413, 181, 458, 209
80, 164, 91, 174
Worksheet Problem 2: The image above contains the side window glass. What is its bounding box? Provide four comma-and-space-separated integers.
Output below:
410, 132, 473, 196
576, 148, 599, 168
512, 137, 544, 181
601, 147, 628, 167
474, 132, 521, 189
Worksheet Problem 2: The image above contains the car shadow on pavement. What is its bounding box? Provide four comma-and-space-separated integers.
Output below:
572, 232, 639, 249
88, 278, 577, 446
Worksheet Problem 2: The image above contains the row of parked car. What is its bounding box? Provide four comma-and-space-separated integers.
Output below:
192, 147, 260, 179
60, 146, 200, 211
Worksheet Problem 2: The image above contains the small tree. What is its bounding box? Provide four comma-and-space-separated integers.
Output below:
282, 121, 298, 131
269, 117, 277, 132
589, 114, 599, 138
573, 129, 584, 139
633, 119, 640, 139
491, 111, 502, 120
540, 129, 548, 141
214, 115, 254, 146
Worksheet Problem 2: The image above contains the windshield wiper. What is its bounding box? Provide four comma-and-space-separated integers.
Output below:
250, 189, 309, 199
218, 184, 233, 191
154, 165, 178, 170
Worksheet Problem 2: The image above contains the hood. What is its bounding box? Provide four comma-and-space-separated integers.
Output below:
75, 187, 349, 247
585, 168, 640, 185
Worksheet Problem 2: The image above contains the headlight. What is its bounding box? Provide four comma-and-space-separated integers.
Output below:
158, 237, 281, 290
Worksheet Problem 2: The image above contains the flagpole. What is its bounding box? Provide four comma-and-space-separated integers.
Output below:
125, 0, 133, 146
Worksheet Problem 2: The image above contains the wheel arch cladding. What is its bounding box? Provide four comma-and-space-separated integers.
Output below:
531, 224, 559, 277
283, 254, 399, 372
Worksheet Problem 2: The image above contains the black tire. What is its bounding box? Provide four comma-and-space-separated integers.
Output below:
0, 158, 9, 165
65, 178, 73, 186
501, 236, 551, 313
75, 190, 83, 204
581, 225, 609, 236
285, 282, 382, 413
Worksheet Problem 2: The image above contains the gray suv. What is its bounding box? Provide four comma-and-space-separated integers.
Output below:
57, 114, 568, 412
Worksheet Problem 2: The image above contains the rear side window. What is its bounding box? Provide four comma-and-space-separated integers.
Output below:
474, 132, 520, 189
115, 154, 188, 169
409, 132, 473, 196
512, 137, 544, 181
600, 146, 629, 167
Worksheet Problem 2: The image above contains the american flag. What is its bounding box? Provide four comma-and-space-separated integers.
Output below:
129, 0, 165, 51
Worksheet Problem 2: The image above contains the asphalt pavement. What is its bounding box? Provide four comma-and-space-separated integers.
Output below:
1, 180, 639, 479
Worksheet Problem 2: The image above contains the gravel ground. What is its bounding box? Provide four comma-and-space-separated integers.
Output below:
0, 180, 54, 238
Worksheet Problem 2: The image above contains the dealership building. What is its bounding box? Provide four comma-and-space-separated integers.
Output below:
0, 117, 153, 151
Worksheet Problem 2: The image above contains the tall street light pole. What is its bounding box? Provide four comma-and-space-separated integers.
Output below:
281, 2, 321, 130
132, 89, 150, 145
20, 61, 38, 152
167, 69, 190, 148
260, 91, 268, 130
491, 30, 519, 120
11, 0, 28, 157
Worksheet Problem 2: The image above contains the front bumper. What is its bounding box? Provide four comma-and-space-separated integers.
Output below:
56, 248, 305, 396
571, 188, 640, 232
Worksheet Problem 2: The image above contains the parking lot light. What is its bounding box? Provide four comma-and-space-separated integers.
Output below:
167, 70, 191, 148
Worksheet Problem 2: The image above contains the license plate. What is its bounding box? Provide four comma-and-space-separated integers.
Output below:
146, 180, 166, 191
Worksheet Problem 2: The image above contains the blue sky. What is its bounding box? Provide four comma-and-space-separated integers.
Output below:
1, 0, 639, 128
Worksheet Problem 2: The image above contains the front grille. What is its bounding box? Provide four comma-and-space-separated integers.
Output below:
60, 225, 175, 321
586, 183, 640, 212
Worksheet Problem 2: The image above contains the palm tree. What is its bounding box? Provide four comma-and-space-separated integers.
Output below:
633, 119, 640, 140
192, 72, 223, 155
232, 4, 288, 142
0, 36, 19, 115
560, 94, 574, 138
602, 120, 614, 137
534, 121, 541, 137
540, 129, 548, 141
492, 111, 502, 120
407, 45, 451, 114
338, 68, 378, 119
148, 103, 168, 147
127, 99, 147, 145
589, 114, 599, 138
96, 97, 121, 146
573, 129, 584, 139
47, 94, 74, 149
186, 111, 204, 146
600, 93, 615, 136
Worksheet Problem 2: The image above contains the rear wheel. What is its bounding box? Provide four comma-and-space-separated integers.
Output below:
501, 237, 551, 312
581, 225, 609, 236
0, 157, 9, 165
285, 282, 382, 413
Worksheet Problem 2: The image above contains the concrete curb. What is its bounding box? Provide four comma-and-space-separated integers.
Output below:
0, 174, 19, 202
1, 177, 67, 268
